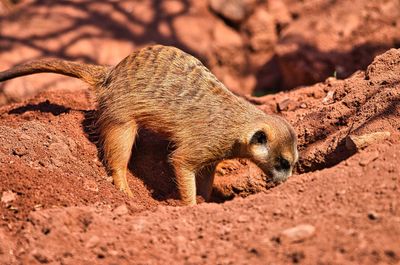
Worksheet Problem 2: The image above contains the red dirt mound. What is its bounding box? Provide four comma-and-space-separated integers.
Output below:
0, 46, 399, 264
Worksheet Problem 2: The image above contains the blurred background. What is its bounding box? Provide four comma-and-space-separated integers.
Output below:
0, 0, 399, 104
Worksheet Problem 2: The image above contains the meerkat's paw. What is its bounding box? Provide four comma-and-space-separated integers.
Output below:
113, 178, 133, 197
119, 185, 133, 197
181, 199, 196, 206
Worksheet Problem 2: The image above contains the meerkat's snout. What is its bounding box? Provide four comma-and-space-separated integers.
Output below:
245, 117, 298, 183
269, 155, 295, 183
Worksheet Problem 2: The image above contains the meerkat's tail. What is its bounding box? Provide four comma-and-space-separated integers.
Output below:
0, 58, 108, 87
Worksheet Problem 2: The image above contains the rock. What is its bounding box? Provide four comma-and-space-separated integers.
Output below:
300, 102, 307, 108
85, 235, 100, 249
345, 131, 391, 151
277, 98, 298, 111
280, 224, 316, 243
113, 204, 129, 216
267, 0, 291, 27
275, 2, 400, 89
322, 91, 335, 105
173, 14, 214, 55
244, 8, 277, 51
83, 179, 99, 192
367, 211, 379, 220
0, 228, 16, 264
210, 20, 248, 93
12, 146, 28, 157
209, 0, 249, 24
31, 248, 51, 264
48, 142, 73, 158
365, 49, 400, 84
358, 151, 379, 167
212, 20, 243, 49
1, 190, 16, 204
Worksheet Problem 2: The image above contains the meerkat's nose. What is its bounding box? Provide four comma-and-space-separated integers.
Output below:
275, 156, 291, 172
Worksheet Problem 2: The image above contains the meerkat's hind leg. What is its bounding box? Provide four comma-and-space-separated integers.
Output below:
101, 120, 137, 197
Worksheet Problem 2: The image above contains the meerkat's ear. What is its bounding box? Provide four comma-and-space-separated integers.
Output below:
250, 130, 267, 145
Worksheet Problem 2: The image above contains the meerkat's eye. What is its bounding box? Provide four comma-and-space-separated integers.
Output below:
250, 130, 267, 145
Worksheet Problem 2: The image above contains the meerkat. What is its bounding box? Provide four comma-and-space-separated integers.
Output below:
0, 45, 298, 205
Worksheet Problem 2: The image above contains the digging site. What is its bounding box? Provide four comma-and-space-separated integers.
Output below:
0, 1, 399, 264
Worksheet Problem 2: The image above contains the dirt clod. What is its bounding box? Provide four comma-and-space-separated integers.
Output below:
113, 204, 129, 216
1, 191, 16, 204
280, 224, 316, 243
368, 211, 379, 221
346, 131, 391, 151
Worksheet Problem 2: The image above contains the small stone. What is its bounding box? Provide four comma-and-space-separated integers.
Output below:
359, 151, 379, 167
272, 209, 282, 216
280, 224, 316, 243
12, 146, 28, 157
113, 204, 129, 216
384, 250, 397, 259
85, 235, 100, 249
83, 179, 99, 192
346, 131, 391, 151
8, 206, 18, 213
277, 98, 295, 111
322, 91, 335, 105
1, 191, 16, 204
368, 211, 379, 220
49, 142, 73, 158
209, 0, 249, 24
310, 89, 325, 99
335, 190, 346, 196
34, 204, 43, 210
109, 250, 119, 256
245, 9, 277, 51
212, 20, 243, 48
32, 249, 50, 263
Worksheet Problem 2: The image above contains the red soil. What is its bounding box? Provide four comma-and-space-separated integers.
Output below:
0, 1, 399, 264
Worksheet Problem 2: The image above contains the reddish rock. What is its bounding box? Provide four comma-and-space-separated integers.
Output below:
276, 0, 400, 89
244, 8, 277, 51
280, 224, 316, 243
209, 0, 251, 24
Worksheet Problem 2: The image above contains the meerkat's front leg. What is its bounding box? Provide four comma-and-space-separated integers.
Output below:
101, 121, 137, 197
196, 164, 217, 202
171, 156, 197, 205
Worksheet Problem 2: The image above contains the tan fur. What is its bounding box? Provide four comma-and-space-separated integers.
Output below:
0, 45, 298, 205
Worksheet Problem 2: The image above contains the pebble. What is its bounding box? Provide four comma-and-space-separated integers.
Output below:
85, 235, 100, 249
277, 98, 297, 111
367, 211, 379, 220
209, 0, 247, 23
359, 151, 380, 167
113, 204, 129, 216
83, 179, 99, 192
346, 131, 391, 151
1, 190, 17, 204
322, 90, 335, 105
280, 224, 316, 243
300, 102, 307, 108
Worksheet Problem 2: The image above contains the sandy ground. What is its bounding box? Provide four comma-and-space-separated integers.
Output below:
0, 1, 399, 264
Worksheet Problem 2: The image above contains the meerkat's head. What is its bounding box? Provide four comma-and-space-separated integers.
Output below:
242, 115, 298, 183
